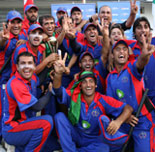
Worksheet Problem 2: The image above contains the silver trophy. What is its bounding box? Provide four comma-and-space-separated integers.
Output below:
48, 36, 58, 53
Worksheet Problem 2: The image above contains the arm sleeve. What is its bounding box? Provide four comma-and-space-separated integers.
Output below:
128, 61, 143, 81
101, 96, 126, 118
119, 21, 131, 31
31, 91, 52, 111
53, 86, 71, 107
69, 38, 81, 55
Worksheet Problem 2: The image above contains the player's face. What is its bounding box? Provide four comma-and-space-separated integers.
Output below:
99, 6, 112, 24
71, 11, 82, 25
56, 11, 66, 20
26, 8, 38, 23
17, 56, 35, 81
81, 77, 96, 97
42, 18, 55, 37
113, 43, 129, 66
28, 29, 43, 47
110, 28, 124, 45
85, 26, 98, 46
8, 19, 22, 36
79, 55, 94, 71
134, 21, 150, 44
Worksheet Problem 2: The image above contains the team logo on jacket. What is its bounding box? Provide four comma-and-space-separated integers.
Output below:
82, 120, 91, 129
91, 110, 99, 117
139, 131, 147, 139
116, 89, 124, 99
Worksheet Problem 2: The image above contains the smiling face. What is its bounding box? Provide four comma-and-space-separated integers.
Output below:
84, 26, 98, 46
17, 56, 36, 81
110, 28, 124, 45
99, 6, 112, 24
79, 55, 94, 71
8, 19, 22, 36
81, 77, 96, 97
42, 18, 55, 37
113, 43, 129, 66
28, 29, 43, 47
134, 21, 150, 44
26, 7, 38, 23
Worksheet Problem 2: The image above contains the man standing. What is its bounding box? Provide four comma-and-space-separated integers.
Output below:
12, 24, 59, 76
129, 17, 155, 105
106, 39, 155, 152
2, 52, 53, 151
22, 4, 39, 33
52, 54, 133, 152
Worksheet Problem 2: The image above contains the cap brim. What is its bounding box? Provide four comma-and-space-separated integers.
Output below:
84, 23, 96, 32
112, 40, 128, 52
9, 17, 22, 21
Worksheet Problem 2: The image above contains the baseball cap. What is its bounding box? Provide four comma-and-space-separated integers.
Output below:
56, 7, 67, 13
112, 39, 129, 53
6, 10, 23, 22
79, 52, 94, 62
70, 6, 82, 15
83, 23, 96, 33
99, 115, 129, 146
28, 24, 43, 35
25, 4, 38, 13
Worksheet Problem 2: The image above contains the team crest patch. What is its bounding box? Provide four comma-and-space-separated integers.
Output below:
122, 77, 128, 83
116, 89, 124, 99
82, 120, 91, 129
139, 131, 147, 139
91, 110, 99, 117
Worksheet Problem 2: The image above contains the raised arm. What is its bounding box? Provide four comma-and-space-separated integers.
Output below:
0, 23, 10, 47
125, 0, 138, 28
136, 33, 155, 72
97, 19, 110, 66
53, 53, 67, 88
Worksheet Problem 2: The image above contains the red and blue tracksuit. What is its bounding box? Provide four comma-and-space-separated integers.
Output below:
22, 18, 40, 34
0, 30, 27, 139
53, 86, 126, 152
67, 58, 108, 94
129, 37, 155, 105
106, 60, 155, 152
2, 72, 53, 151
12, 41, 45, 75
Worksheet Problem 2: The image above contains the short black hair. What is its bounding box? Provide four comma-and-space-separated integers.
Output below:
133, 16, 152, 39
39, 15, 55, 26
16, 52, 35, 64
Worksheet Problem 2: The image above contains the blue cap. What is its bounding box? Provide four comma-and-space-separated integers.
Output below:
28, 24, 43, 35
79, 52, 94, 62
99, 115, 129, 146
6, 10, 23, 22
112, 39, 128, 53
56, 7, 67, 13
83, 23, 96, 33
25, 4, 38, 13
